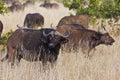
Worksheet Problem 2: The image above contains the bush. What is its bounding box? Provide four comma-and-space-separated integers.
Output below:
63, 0, 120, 19
0, 0, 7, 14
0, 30, 13, 51
63, 0, 120, 36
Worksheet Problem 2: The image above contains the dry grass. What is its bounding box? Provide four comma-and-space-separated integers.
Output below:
0, 1, 75, 34
0, 1, 120, 80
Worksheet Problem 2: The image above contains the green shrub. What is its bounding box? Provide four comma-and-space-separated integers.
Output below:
0, 0, 8, 14
0, 30, 13, 51
63, 0, 120, 19
62, 0, 120, 36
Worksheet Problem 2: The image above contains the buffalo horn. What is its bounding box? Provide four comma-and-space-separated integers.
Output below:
17, 24, 21, 28
43, 30, 54, 37
55, 31, 70, 38
98, 26, 100, 32
102, 27, 107, 34
103, 27, 107, 31
43, 30, 70, 37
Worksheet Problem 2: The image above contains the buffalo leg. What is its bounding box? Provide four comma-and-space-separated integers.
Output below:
1, 53, 8, 62
88, 48, 96, 57
41, 59, 48, 71
7, 46, 16, 67
42, 60, 47, 67
16, 54, 22, 65
49, 56, 57, 68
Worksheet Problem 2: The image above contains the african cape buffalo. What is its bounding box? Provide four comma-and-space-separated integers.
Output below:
23, 0, 35, 7
2, 0, 12, 4
40, 1, 59, 9
57, 15, 89, 28
57, 26, 115, 56
8, 1, 24, 12
0, 20, 3, 42
23, 13, 44, 29
56, 24, 85, 32
56, 24, 85, 37
1, 28, 69, 67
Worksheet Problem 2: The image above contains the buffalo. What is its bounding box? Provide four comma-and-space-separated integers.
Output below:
40, 1, 59, 9
23, 0, 35, 7
0, 20, 3, 42
56, 24, 86, 32
1, 28, 69, 67
8, 1, 24, 12
57, 26, 115, 56
56, 24, 85, 35
2, 0, 12, 4
57, 15, 89, 29
23, 13, 44, 29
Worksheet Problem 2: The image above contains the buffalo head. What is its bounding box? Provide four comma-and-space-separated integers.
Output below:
43, 30, 69, 48
100, 33, 115, 45
99, 27, 115, 45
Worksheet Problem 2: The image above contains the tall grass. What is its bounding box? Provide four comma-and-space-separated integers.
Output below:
0, 1, 119, 80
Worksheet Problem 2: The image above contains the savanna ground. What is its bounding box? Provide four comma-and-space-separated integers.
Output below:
0, 1, 120, 80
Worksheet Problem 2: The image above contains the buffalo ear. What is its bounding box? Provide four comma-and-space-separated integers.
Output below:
62, 39, 69, 44
60, 38, 69, 44
92, 34, 100, 40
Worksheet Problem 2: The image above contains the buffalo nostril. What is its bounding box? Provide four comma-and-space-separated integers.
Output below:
48, 43, 55, 47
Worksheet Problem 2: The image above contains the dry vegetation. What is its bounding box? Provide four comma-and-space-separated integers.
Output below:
0, 1, 120, 80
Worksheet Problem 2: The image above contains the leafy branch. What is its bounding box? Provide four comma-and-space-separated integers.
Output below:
0, 0, 8, 14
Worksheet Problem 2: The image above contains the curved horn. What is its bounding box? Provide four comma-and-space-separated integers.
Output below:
55, 31, 70, 38
17, 25, 27, 29
43, 30, 54, 37
50, 23, 53, 28
102, 27, 107, 34
98, 26, 100, 32
50, 23, 56, 29
17, 24, 21, 28
103, 27, 107, 31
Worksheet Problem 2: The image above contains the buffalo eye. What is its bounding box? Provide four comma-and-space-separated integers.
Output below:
92, 34, 100, 40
